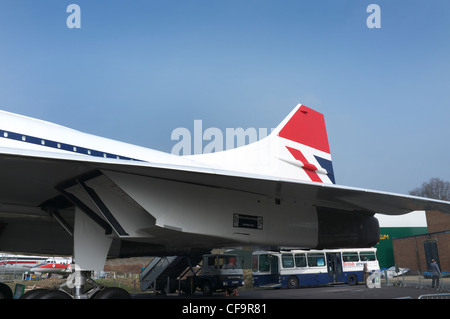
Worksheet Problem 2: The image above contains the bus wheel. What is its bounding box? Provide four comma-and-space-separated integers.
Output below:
348, 274, 358, 286
287, 276, 299, 289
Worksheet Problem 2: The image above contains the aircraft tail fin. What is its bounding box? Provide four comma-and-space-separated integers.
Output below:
189, 104, 335, 184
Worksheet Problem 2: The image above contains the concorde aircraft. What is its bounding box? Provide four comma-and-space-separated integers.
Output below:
0, 104, 449, 298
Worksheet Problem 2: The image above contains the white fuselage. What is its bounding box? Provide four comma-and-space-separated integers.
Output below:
0, 109, 320, 252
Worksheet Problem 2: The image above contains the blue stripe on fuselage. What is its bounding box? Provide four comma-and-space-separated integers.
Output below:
0, 129, 140, 161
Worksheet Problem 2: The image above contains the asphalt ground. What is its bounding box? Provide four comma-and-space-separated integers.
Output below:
126, 281, 449, 318
6, 279, 448, 318
132, 284, 449, 300
131, 277, 450, 299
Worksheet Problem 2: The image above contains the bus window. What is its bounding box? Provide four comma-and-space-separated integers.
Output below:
294, 253, 307, 267
307, 253, 325, 267
258, 254, 271, 272
342, 252, 359, 262
281, 254, 294, 268
360, 251, 376, 261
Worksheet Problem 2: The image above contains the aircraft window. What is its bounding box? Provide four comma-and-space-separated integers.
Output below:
103, 153, 107, 158
87, 150, 91, 155
22, 136, 26, 141
41, 140, 45, 145
3, 132, 8, 137
57, 143, 61, 148
73, 146, 77, 152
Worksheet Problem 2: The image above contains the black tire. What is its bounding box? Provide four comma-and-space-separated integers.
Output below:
94, 287, 131, 299
37, 290, 72, 299
0, 283, 13, 299
20, 289, 49, 299
348, 274, 358, 286
201, 281, 213, 296
287, 276, 299, 289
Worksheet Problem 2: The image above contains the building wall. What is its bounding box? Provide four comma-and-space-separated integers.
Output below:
426, 210, 450, 233
376, 227, 427, 269
393, 231, 450, 273
392, 209, 450, 274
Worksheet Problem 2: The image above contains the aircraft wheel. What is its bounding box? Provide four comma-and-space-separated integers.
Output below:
0, 283, 13, 299
94, 287, 131, 299
37, 290, 72, 299
20, 288, 48, 299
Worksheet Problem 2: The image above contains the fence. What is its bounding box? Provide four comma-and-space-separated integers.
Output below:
383, 271, 450, 292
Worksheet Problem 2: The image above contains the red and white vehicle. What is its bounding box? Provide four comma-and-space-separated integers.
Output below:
30, 257, 72, 275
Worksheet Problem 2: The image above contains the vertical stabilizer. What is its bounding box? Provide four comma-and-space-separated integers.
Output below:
188, 104, 335, 184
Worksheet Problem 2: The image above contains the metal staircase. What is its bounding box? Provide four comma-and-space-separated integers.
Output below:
140, 255, 203, 293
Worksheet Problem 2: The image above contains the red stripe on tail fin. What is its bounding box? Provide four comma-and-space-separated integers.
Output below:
285, 146, 322, 183
278, 105, 331, 154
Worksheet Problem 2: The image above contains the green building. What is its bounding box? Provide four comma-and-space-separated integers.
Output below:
375, 212, 427, 269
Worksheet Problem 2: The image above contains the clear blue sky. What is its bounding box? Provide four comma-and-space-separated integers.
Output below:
1, 0, 449, 194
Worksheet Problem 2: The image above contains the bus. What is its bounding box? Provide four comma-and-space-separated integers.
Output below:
252, 248, 379, 288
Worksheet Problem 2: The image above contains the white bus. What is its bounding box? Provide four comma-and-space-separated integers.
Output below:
252, 248, 379, 288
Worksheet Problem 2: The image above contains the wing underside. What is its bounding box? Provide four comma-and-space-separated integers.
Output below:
2, 146, 449, 214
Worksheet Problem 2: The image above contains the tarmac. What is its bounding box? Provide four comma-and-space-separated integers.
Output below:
131, 276, 450, 299
128, 278, 449, 318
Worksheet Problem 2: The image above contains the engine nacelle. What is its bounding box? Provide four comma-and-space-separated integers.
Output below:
316, 207, 379, 249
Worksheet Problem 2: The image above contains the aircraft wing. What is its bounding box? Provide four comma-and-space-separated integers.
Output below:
2, 145, 448, 218
1, 145, 449, 256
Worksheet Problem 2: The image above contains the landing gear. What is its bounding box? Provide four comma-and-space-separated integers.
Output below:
0, 282, 13, 299
21, 206, 131, 299
20, 287, 130, 299
65, 269, 130, 299
21, 289, 72, 299
20, 271, 131, 299
93, 287, 131, 299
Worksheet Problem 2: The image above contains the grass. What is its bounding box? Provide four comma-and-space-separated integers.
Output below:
4, 268, 255, 296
